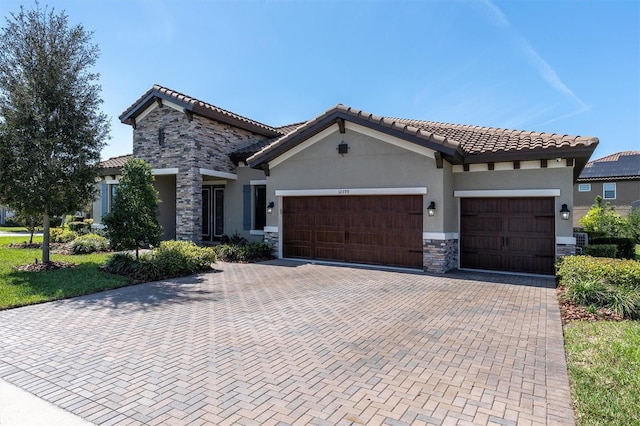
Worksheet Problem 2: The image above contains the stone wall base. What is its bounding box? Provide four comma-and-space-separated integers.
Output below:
423, 239, 458, 274
556, 244, 576, 257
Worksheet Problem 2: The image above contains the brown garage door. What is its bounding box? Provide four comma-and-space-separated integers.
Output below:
283, 195, 423, 269
460, 197, 555, 275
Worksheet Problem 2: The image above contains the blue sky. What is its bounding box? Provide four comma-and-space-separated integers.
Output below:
2, 0, 639, 162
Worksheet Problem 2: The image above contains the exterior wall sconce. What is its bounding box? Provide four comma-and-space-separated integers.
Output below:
427, 201, 436, 217
560, 203, 570, 220
267, 201, 275, 214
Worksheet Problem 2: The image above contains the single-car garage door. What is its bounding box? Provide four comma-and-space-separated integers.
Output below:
283, 195, 423, 269
460, 197, 556, 275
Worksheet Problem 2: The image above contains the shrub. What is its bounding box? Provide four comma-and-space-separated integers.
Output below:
153, 240, 216, 276
104, 252, 136, 276
68, 221, 90, 235
590, 237, 636, 259
583, 244, 618, 258
214, 242, 273, 262
50, 227, 78, 243
69, 233, 109, 254
133, 253, 163, 281
557, 256, 640, 318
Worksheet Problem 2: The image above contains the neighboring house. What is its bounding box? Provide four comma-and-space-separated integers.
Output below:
573, 151, 640, 226
106, 84, 598, 275
92, 154, 133, 226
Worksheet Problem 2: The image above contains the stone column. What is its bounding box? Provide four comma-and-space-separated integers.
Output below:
176, 166, 202, 243
423, 238, 458, 273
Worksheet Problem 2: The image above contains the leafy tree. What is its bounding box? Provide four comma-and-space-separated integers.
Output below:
103, 158, 162, 260
0, 4, 109, 263
579, 196, 626, 238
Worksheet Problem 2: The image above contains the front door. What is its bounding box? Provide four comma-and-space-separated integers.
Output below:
202, 186, 224, 242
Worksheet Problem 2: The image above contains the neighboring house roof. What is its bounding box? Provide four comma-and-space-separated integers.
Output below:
119, 85, 283, 138
577, 151, 640, 181
99, 154, 133, 176
247, 104, 599, 179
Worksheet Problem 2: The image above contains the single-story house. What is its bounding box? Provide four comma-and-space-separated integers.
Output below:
573, 151, 640, 226
98, 84, 599, 275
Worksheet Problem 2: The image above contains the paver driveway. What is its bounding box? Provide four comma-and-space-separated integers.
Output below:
0, 261, 573, 425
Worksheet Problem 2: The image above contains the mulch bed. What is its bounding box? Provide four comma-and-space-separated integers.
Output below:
557, 286, 623, 324
16, 261, 76, 272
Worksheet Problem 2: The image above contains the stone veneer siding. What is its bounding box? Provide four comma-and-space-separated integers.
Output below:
423, 238, 458, 274
133, 105, 269, 243
556, 244, 576, 257
263, 230, 280, 256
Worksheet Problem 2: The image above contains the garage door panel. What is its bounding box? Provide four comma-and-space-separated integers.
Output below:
283, 228, 312, 243
508, 217, 554, 234
284, 244, 312, 259
461, 235, 502, 251
347, 248, 382, 265
315, 230, 345, 244
283, 195, 423, 269
383, 250, 423, 269
461, 216, 503, 233
461, 197, 555, 275
505, 255, 555, 275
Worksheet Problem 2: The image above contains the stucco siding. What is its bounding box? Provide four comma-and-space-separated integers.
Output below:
266, 127, 442, 232
453, 167, 575, 238
223, 166, 267, 242
155, 174, 177, 240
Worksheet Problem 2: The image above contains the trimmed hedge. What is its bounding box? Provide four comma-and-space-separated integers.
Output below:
589, 237, 636, 259
103, 240, 216, 281
583, 244, 618, 258
50, 227, 78, 243
69, 234, 109, 254
556, 256, 640, 318
213, 242, 273, 262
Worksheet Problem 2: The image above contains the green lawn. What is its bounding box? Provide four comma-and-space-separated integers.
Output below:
564, 321, 640, 426
0, 236, 131, 309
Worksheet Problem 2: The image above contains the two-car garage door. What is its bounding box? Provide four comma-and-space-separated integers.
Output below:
282, 195, 423, 269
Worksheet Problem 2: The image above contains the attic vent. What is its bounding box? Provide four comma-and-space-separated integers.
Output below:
158, 128, 165, 146
337, 142, 349, 155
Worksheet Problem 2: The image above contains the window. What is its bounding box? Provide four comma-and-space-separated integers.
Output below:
254, 185, 266, 231
243, 182, 267, 232
603, 183, 616, 199
101, 181, 119, 217
578, 183, 591, 192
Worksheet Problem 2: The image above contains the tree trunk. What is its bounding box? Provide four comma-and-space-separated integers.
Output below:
135, 245, 139, 261
42, 212, 50, 263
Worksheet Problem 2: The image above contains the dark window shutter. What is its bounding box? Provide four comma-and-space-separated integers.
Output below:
101, 183, 108, 218
242, 185, 251, 230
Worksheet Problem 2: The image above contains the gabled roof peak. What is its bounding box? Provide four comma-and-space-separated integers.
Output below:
119, 85, 282, 138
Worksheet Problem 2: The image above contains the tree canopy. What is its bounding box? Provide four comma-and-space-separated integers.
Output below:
103, 158, 162, 259
0, 3, 109, 262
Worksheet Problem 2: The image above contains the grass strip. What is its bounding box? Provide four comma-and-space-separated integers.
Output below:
564, 321, 640, 426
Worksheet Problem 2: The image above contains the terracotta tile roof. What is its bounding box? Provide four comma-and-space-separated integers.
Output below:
391, 117, 598, 158
99, 154, 133, 169
119, 85, 282, 138
578, 151, 640, 181
247, 104, 598, 170
98, 154, 133, 176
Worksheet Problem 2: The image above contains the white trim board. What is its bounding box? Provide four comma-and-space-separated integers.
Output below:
152, 168, 178, 175
263, 226, 279, 233
557, 236, 577, 245
454, 189, 561, 197
250, 180, 267, 185
275, 187, 428, 197
199, 168, 237, 180
423, 232, 458, 240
